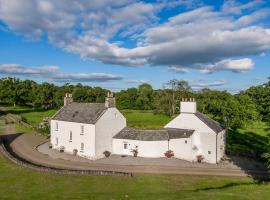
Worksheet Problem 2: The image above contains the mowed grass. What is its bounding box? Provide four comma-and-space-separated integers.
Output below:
121, 109, 171, 129
0, 154, 269, 200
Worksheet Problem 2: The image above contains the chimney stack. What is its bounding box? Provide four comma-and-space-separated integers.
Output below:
105, 92, 115, 108
64, 93, 73, 106
180, 98, 197, 113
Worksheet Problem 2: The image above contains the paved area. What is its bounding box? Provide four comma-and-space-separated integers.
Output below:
38, 141, 247, 169
0, 121, 268, 177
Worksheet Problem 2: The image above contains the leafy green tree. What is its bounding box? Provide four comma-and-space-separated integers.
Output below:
136, 83, 153, 110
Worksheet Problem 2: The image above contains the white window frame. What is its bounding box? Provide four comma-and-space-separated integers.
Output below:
80, 143, 84, 152
55, 122, 58, 131
69, 131, 72, 142
80, 125, 84, 135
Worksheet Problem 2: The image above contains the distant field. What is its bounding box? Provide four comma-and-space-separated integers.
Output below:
120, 109, 171, 129
0, 105, 171, 129
0, 105, 57, 127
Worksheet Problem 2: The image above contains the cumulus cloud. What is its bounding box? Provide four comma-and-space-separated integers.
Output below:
0, 0, 269, 73
200, 58, 254, 74
0, 64, 58, 75
51, 73, 123, 82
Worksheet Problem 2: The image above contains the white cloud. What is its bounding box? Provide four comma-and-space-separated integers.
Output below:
125, 79, 148, 84
0, 0, 269, 73
0, 64, 58, 75
190, 80, 226, 88
200, 58, 254, 74
51, 73, 123, 82
0, 63, 123, 82
167, 66, 189, 73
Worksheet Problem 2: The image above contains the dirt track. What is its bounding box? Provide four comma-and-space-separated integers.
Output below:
0, 122, 269, 178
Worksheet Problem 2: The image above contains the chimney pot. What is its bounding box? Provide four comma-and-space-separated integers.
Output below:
64, 93, 73, 106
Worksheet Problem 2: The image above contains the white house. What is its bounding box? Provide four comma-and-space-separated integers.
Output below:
113, 100, 225, 164
51, 94, 225, 164
50, 93, 126, 160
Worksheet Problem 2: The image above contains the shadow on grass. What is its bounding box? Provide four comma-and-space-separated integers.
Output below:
194, 180, 268, 192
226, 129, 270, 180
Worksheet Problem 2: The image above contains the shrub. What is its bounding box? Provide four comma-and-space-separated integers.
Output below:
131, 148, 138, 157
103, 151, 111, 158
60, 146, 65, 153
197, 155, 204, 163
164, 150, 174, 158
73, 149, 78, 155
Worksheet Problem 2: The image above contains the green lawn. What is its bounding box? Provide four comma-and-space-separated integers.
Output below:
0, 154, 269, 200
121, 109, 171, 129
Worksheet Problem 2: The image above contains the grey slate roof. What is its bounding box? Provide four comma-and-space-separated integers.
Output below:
113, 127, 194, 141
52, 102, 107, 124
194, 112, 224, 134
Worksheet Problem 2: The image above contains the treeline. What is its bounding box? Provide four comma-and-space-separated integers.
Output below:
0, 77, 269, 129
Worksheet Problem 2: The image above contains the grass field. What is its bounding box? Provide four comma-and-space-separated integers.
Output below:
121, 109, 171, 129
0, 105, 171, 129
0, 105, 57, 127
0, 154, 269, 200
0, 105, 270, 199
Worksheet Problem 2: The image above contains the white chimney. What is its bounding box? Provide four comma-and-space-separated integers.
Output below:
105, 92, 115, 108
64, 93, 73, 106
180, 99, 197, 113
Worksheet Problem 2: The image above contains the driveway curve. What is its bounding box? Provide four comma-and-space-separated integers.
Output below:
1, 123, 269, 178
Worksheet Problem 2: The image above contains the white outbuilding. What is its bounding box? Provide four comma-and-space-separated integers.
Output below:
50, 94, 225, 164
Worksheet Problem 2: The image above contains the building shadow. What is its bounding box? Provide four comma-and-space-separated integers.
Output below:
194, 180, 267, 192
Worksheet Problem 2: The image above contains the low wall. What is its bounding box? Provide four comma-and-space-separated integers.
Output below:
0, 136, 132, 177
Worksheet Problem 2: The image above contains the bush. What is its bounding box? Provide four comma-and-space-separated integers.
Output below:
60, 146, 65, 153
103, 151, 111, 158
131, 148, 138, 157
73, 149, 78, 155
164, 150, 174, 158
197, 155, 204, 163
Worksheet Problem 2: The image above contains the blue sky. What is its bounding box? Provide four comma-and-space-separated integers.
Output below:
0, 0, 269, 92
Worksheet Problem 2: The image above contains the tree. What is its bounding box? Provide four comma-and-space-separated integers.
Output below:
136, 83, 153, 110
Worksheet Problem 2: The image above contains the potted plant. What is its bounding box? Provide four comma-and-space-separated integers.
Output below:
197, 155, 204, 163
48, 143, 53, 149
73, 149, 78, 155
164, 150, 174, 158
60, 146, 65, 153
103, 150, 111, 158
131, 148, 138, 157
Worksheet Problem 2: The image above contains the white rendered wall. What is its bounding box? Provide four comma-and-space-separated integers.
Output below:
113, 139, 168, 157
50, 120, 95, 159
217, 130, 226, 162
95, 108, 126, 159
165, 113, 218, 163
169, 138, 193, 161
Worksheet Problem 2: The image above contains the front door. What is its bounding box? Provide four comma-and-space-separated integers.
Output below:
123, 142, 129, 155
